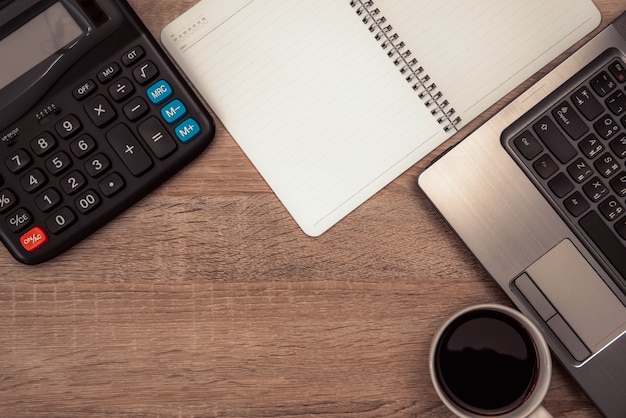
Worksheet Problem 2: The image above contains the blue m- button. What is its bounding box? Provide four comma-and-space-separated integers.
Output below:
161, 99, 187, 124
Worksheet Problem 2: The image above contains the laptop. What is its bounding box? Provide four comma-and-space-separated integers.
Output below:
419, 11, 626, 417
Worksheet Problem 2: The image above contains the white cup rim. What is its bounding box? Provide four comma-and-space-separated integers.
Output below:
429, 304, 552, 418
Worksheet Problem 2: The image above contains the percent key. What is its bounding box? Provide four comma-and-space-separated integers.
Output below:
0, 189, 17, 213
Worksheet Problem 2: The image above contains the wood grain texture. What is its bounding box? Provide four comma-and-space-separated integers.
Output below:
0, 1, 623, 416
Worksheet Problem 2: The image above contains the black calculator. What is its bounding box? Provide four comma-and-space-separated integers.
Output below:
0, 0, 215, 264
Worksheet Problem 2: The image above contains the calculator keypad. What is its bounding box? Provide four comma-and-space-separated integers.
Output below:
1, 40, 214, 264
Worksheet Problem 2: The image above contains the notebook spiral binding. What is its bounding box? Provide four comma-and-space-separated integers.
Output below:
349, 0, 462, 132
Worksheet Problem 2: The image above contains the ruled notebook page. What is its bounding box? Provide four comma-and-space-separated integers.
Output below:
162, 0, 444, 236
162, 0, 600, 236
375, 0, 601, 128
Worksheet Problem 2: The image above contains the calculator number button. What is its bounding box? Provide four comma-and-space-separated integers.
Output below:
20, 226, 48, 253
6, 149, 32, 173
0, 189, 18, 213
46, 207, 76, 235
56, 115, 82, 139
61, 171, 87, 195
106, 124, 153, 176
70, 135, 97, 159
21, 169, 47, 193
6, 208, 32, 233
45, 151, 72, 176
35, 188, 62, 212
85, 154, 111, 178
75, 190, 101, 214
31, 132, 57, 157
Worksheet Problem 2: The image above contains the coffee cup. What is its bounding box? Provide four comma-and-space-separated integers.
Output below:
429, 304, 552, 417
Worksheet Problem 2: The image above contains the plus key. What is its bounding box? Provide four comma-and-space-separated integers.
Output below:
106, 124, 153, 176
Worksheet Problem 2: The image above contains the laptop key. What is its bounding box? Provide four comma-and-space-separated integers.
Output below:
593, 114, 620, 139
582, 177, 609, 202
571, 86, 604, 120
564, 191, 590, 217
616, 217, 626, 240
552, 101, 588, 139
579, 134, 604, 158
533, 154, 559, 179
513, 130, 543, 160
610, 172, 626, 197
609, 133, 626, 158
533, 116, 577, 163
549, 173, 574, 198
590, 71, 616, 97
608, 60, 626, 83
606, 90, 626, 116
594, 153, 620, 178
567, 158, 594, 183
598, 196, 624, 221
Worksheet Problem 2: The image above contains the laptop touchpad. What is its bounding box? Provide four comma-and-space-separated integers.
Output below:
517, 239, 626, 361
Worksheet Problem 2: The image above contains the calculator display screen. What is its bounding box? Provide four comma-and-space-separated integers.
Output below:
0, 2, 84, 90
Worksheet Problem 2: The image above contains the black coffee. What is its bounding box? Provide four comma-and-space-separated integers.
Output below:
435, 309, 538, 415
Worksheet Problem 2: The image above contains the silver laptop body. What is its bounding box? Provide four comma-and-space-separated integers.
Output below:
419, 12, 626, 417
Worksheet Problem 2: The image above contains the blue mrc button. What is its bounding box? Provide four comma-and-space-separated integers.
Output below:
175, 118, 201, 143
161, 99, 187, 124
147, 80, 173, 105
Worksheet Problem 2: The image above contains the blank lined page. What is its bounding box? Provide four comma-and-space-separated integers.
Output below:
162, 0, 443, 236
376, 0, 601, 127
162, 0, 600, 236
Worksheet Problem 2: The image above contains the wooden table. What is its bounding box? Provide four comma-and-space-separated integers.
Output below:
1, 1, 623, 416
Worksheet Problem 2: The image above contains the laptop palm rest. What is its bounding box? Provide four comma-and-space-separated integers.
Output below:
515, 239, 626, 362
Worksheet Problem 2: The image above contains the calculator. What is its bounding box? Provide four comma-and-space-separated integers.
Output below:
0, 0, 215, 264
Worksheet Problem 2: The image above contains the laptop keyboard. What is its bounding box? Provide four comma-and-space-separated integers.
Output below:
506, 55, 626, 282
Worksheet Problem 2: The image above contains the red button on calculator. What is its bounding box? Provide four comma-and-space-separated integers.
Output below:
20, 227, 49, 253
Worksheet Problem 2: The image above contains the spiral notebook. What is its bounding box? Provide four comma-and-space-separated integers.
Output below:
161, 0, 600, 236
